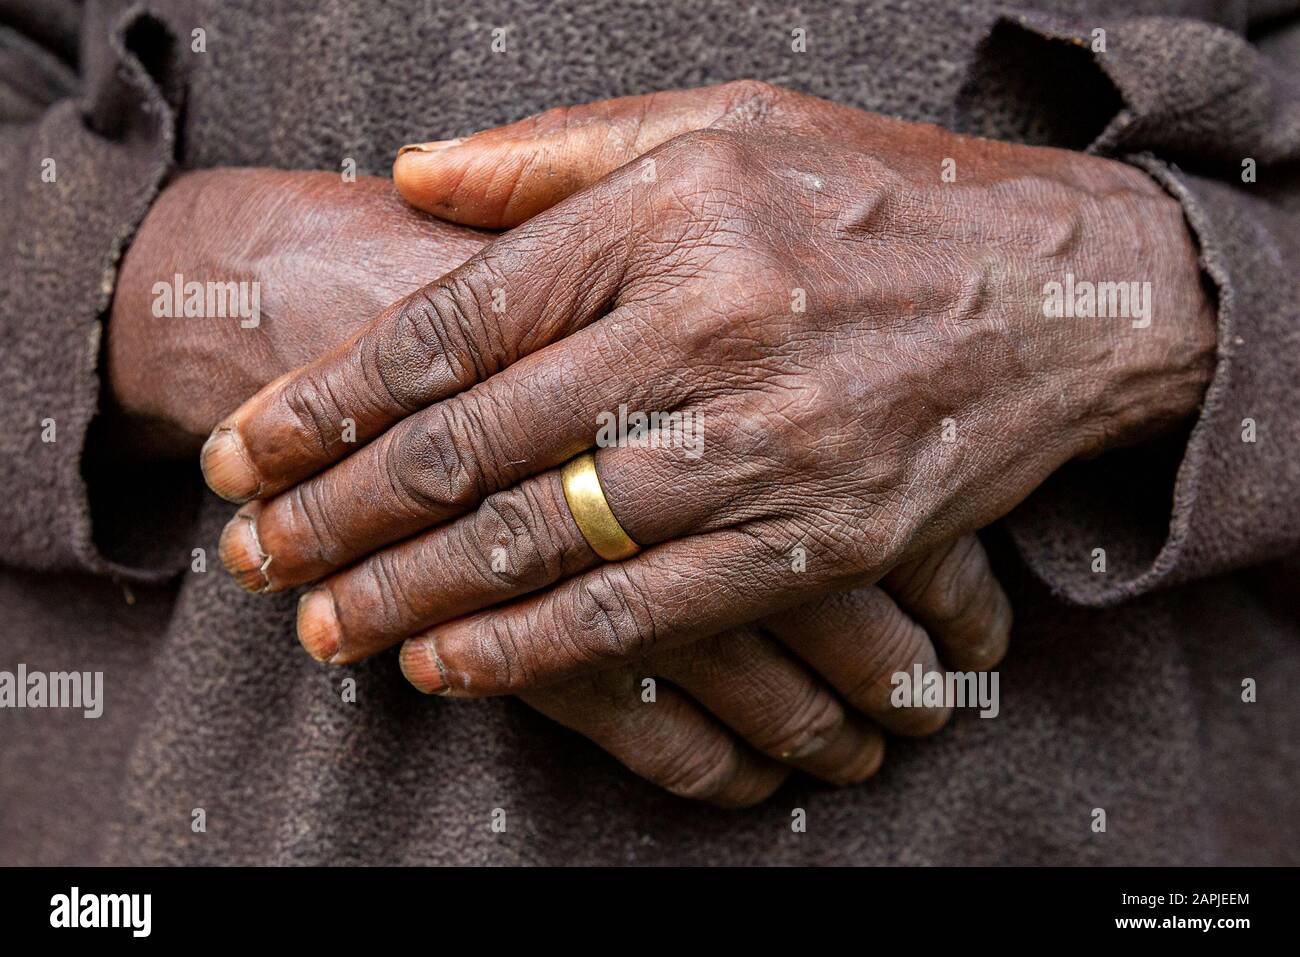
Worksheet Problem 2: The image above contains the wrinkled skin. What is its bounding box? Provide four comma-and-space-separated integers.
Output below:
198, 81, 1215, 709
107, 170, 484, 452
110, 164, 1012, 806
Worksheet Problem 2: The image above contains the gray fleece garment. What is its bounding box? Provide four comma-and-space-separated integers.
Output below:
0, 0, 1297, 864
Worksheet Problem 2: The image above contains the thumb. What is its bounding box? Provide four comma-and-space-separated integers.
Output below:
393, 83, 761, 228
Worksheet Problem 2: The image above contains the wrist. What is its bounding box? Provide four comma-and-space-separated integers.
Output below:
104, 176, 197, 458
1061, 179, 1217, 458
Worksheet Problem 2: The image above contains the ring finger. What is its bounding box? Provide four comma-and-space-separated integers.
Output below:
292, 437, 746, 664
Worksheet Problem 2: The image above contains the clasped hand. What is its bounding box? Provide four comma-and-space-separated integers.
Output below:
116, 82, 1212, 803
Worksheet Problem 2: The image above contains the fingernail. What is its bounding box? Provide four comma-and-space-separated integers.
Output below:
297, 588, 341, 662
785, 733, 830, 760
397, 138, 463, 157
201, 427, 262, 503
399, 639, 448, 694
218, 506, 272, 592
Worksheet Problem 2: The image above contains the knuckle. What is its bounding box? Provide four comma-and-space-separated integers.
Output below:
926, 537, 992, 624
756, 691, 845, 760
386, 406, 485, 517
364, 546, 419, 629
853, 611, 954, 737
654, 733, 741, 802
433, 271, 511, 374
472, 614, 541, 692
523, 103, 570, 138
279, 372, 348, 458
717, 78, 784, 113
392, 276, 502, 392
468, 483, 565, 590
878, 609, 931, 673
659, 127, 753, 190
287, 479, 347, 566
568, 566, 657, 664
675, 125, 747, 158
711, 244, 798, 297
370, 297, 462, 412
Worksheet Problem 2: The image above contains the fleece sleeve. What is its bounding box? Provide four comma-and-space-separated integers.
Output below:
0, 0, 196, 582
954, 6, 1300, 606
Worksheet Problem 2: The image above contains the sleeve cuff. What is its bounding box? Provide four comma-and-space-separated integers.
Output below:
0, 4, 192, 583
954, 13, 1300, 605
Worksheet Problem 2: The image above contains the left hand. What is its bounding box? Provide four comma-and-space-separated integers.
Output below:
201, 81, 1213, 696
519, 553, 1005, 807
105, 169, 486, 456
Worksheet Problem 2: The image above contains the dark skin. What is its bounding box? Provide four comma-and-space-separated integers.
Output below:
109, 163, 1012, 806
107, 171, 485, 450
195, 82, 1214, 700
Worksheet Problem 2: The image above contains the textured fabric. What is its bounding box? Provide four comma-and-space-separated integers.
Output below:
0, 1, 189, 580
958, 11, 1300, 604
1, 0, 1296, 865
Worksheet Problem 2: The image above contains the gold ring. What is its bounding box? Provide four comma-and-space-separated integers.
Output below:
561, 452, 641, 561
